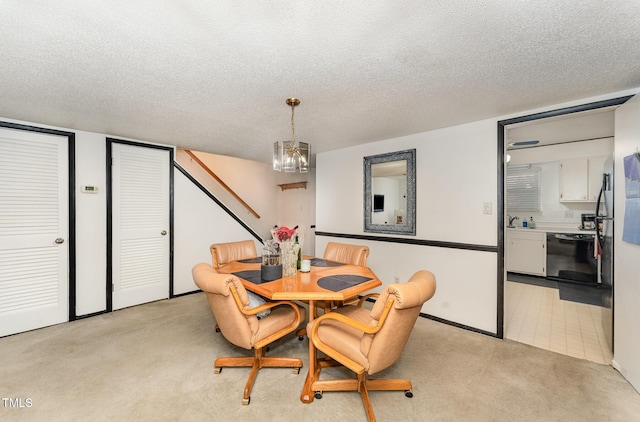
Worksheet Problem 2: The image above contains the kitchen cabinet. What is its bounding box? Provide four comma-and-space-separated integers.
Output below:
506, 230, 546, 276
559, 156, 607, 202
587, 155, 607, 201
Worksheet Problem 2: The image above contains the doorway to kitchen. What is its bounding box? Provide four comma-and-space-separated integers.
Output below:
497, 96, 632, 364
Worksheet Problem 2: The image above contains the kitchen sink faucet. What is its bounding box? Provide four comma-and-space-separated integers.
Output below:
507, 215, 519, 227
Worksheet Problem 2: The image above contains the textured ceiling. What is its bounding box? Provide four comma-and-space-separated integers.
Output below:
1, 1, 640, 165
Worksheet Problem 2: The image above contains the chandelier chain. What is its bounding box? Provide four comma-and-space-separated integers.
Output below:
290, 103, 296, 147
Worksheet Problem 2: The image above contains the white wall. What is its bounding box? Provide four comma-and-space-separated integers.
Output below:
74, 131, 108, 315
276, 170, 317, 257
613, 94, 640, 392
173, 170, 263, 294
317, 118, 499, 333
184, 151, 281, 240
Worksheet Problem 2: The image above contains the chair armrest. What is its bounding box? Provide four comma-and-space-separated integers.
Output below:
357, 293, 379, 308
313, 311, 379, 335
241, 299, 299, 317
229, 285, 301, 319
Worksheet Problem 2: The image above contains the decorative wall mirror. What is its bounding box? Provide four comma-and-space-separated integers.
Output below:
364, 149, 416, 235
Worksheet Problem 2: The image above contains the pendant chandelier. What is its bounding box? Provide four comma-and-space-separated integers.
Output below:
273, 98, 310, 173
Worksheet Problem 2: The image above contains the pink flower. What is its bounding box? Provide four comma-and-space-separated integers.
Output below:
274, 225, 298, 242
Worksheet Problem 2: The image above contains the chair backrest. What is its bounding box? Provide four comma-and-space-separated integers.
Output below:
323, 241, 370, 266
363, 270, 436, 374
210, 240, 258, 269
192, 263, 258, 350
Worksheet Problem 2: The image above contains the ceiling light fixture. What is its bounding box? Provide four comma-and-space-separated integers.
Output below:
273, 98, 310, 173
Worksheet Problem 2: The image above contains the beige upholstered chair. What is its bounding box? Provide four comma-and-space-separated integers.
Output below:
322, 241, 371, 311
323, 241, 370, 266
210, 239, 258, 269
296, 242, 371, 340
210, 239, 269, 323
192, 263, 305, 405
308, 270, 436, 421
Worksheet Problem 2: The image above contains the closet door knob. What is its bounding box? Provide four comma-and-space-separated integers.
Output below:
55, 238, 64, 244
161, 230, 167, 236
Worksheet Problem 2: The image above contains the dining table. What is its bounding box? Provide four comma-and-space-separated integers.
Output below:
216, 256, 382, 403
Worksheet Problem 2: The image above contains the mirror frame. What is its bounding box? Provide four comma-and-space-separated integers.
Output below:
363, 149, 416, 235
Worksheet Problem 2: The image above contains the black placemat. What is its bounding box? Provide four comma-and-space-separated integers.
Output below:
237, 257, 263, 264
317, 274, 373, 292
232, 270, 271, 284
310, 258, 345, 267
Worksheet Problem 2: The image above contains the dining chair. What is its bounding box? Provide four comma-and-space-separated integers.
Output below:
307, 270, 436, 422
323, 241, 370, 266
322, 241, 371, 310
210, 239, 269, 321
192, 263, 305, 405
296, 241, 372, 340
210, 239, 258, 269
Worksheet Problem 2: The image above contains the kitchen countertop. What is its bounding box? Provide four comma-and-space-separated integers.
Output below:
506, 226, 596, 235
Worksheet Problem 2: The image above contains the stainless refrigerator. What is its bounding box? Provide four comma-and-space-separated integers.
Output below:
596, 156, 614, 351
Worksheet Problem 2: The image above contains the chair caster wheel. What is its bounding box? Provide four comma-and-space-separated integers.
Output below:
405, 390, 413, 398
214, 367, 221, 374
314, 392, 323, 399
298, 336, 304, 341
293, 367, 301, 374
242, 397, 250, 406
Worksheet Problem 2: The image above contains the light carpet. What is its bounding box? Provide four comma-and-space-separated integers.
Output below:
1, 293, 639, 422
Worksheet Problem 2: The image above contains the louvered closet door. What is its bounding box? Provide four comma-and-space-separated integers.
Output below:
112, 143, 170, 310
0, 128, 69, 337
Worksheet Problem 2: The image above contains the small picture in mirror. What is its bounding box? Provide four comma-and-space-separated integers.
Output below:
373, 194, 384, 212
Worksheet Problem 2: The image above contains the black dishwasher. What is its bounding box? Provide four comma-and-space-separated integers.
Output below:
546, 232, 597, 284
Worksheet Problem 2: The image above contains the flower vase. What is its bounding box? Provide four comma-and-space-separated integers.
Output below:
261, 246, 281, 281
280, 241, 300, 277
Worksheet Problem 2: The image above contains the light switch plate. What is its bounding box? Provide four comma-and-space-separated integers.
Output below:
483, 202, 492, 214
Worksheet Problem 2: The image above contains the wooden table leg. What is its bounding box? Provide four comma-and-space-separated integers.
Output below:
300, 299, 318, 403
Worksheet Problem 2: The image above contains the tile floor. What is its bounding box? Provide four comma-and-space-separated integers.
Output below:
505, 280, 612, 365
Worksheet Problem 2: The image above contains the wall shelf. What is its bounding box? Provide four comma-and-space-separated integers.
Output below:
278, 181, 307, 191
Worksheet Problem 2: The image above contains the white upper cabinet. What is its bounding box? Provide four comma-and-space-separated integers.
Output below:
559, 155, 607, 202
587, 155, 607, 201
559, 158, 588, 201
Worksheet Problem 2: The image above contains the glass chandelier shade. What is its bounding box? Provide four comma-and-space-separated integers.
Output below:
273, 98, 310, 173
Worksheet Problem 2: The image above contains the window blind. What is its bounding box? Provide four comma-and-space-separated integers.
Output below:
506, 167, 540, 212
